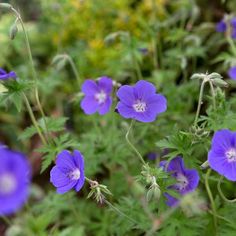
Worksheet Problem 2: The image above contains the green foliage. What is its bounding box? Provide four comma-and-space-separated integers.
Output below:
2, 0, 236, 235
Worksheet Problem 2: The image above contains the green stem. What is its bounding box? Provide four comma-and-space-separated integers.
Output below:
208, 80, 216, 111
194, 80, 206, 126
128, 33, 142, 81
205, 169, 217, 231
152, 36, 158, 69
10, 6, 49, 141
104, 199, 137, 225
217, 175, 236, 203
23, 93, 47, 145
65, 54, 81, 86
125, 120, 146, 165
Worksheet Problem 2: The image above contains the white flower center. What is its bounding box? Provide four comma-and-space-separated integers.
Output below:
225, 148, 236, 162
133, 100, 147, 112
69, 169, 81, 180
95, 90, 107, 104
175, 174, 188, 191
0, 173, 17, 194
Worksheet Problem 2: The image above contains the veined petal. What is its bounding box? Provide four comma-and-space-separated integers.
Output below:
98, 76, 113, 94
82, 80, 98, 95
98, 96, 112, 115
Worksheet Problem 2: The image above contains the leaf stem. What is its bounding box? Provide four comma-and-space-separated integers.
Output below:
125, 120, 146, 165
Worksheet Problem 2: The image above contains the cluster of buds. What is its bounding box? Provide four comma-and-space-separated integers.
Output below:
87, 179, 112, 204
141, 164, 161, 202
191, 72, 228, 88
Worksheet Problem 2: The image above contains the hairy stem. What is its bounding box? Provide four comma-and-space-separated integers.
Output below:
125, 120, 146, 165
194, 80, 206, 126
23, 93, 47, 145
65, 54, 81, 86
10, 6, 49, 142
208, 80, 216, 111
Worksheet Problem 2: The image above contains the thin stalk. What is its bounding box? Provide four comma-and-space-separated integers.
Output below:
128, 33, 142, 81
208, 80, 216, 110
104, 199, 137, 225
23, 93, 47, 146
217, 175, 236, 203
125, 120, 146, 165
152, 36, 158, 69
205, 169, 217, 231
194, 80, 206, 126
10, 7, 49, 141
65, 54, 81, 86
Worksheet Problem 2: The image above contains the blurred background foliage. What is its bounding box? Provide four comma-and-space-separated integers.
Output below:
1, 0, 236, 235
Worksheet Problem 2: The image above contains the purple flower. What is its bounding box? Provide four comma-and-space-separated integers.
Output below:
231, 17, 236, 28
160, 157, 199, 207
147, 152, 158, 161
0, 68, 16, 81
228, 66, 236, 80
208, 129, 236, 181
50, 150, 85, 194
0, 147, 31, 215
81, 76, 113, 115
216, 20, 227, 33
116, 80, 167, 123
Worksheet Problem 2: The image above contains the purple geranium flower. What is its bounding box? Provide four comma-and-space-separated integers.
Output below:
208, 129, 236, 181
50, 150, 85, 194
216, 20, 227, 33
160, 157, 199, 207
116, 80, 167, 123
0, 147, 31, 215
0, 68, 16, 81
228, 66, 236, 80
81, 76, 113, 115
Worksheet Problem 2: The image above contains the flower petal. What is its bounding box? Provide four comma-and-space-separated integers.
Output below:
164, 193, 179, 207
211, 130, 234, 152
166, 157, 185, 174
56, 150, 76, 173
81, 96, 99, 114
98, 96, 112, 115
147, 94, 167, 114
228, 67, 236, 80
50, 166, 70, 187
117, 85, 135, 106
98, 76, 113, 94
82, 80, 98, 95
133, 80, 156, 100
57, 181, 77, 194
117, 102, 135, 119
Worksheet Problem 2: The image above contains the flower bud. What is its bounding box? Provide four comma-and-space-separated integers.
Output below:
211, 78, 228, 87
146, 184, 161, 202
0, 3, 12, 9
9, 23, 18, 40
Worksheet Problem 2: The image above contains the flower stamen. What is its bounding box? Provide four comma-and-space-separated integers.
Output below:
133, 100, 147, 112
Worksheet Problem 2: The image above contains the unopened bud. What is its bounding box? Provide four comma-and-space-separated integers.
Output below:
9, 23, 18, 40
0, 3, 12, 9
211, 78, 228, 87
